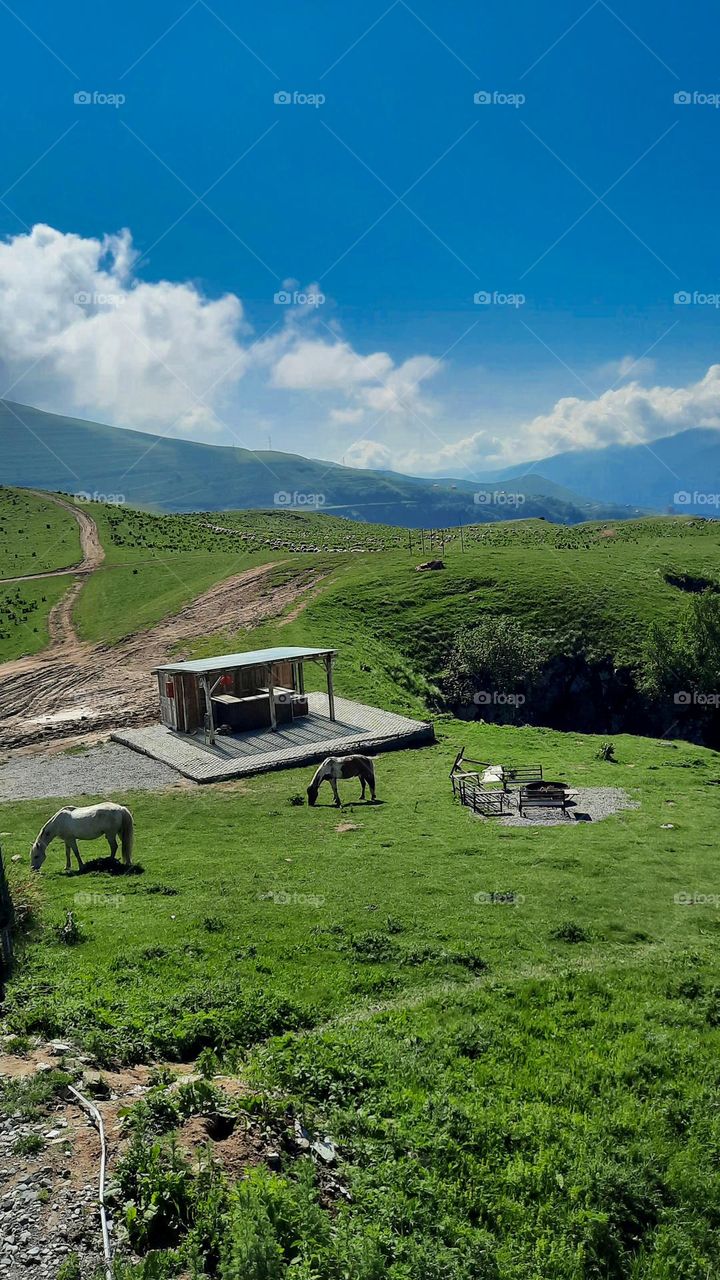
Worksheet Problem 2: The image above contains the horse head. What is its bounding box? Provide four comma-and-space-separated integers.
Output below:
30, 839, 47, 871
306, 781, 319, 806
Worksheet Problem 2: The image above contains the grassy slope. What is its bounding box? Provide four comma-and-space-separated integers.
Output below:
186, 517, 720, 710
0, 488, 83, 661
4, 724, 718, 1055
0, 578, 70, 662
1, 399, 635, 524
71, 503, 293, 645
4, 725, 720, 1276
0, 487, 81, 577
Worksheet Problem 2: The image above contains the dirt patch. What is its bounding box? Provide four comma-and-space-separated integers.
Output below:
0, 564, 326, 750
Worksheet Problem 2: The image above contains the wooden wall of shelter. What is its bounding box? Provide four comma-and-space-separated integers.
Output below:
158, 660, 295, 733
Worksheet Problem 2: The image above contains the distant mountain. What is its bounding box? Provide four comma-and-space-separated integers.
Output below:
0, 399, 642, 527
494, 428, 720, 514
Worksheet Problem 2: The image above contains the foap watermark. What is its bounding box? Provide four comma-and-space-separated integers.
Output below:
673, 490, 720, 508
73, 490, 125, 507
74, 90, 125, 108
274, 90, 325, 108
74, 891, 123, 909
258, 890, 325, 907
473, 890, 525, 906
74, 290, 125, 309
274, 490, 326, 509
674, 690, 720, 708
474, 690, 526, 708
674, 90, 720, 108
474, 489, 525, 507
674, 290, 720, 307
474, 290, 525, 307
474, 90, 525, 108
674, 891, 720, 907
274, 289, 325, 307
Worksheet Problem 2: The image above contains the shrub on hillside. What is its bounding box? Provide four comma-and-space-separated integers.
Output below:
443, 617, 548, 713
642, 593, 720, 708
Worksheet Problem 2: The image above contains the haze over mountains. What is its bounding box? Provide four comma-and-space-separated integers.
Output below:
1, 398, 716, 526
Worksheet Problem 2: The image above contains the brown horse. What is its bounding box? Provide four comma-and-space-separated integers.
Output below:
307, 755, 376, 807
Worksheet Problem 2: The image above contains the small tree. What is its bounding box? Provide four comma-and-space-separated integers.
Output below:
444, 616, 548, 710
642, 593, 720, 703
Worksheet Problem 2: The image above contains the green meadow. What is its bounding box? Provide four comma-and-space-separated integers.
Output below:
2, 492, 720, 1276
3, 723, 720, 1277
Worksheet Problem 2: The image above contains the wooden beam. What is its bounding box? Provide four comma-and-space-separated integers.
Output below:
201, 676, 215, 745
267, 664, 277, 731
325, 653, 336, 721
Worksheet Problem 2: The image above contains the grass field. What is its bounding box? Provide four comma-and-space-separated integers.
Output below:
3, 493, 720, 1275
3, 722, 720, 1276
0, 487, 81, 578
0, 577, 70, 663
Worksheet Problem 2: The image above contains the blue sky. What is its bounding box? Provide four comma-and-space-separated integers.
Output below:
0, 0, 718, 478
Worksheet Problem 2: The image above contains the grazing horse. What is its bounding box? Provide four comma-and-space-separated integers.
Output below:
307, 755, 376, 807
30, 802, 134, 873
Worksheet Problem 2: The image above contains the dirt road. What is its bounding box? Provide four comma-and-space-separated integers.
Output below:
0, 493, 105, 585
0, 563, 327, 749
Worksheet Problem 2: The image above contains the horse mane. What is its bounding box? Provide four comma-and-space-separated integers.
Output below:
308, 759, 331, 788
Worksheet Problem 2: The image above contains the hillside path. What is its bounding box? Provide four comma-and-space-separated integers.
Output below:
0, 492, 104, 584
0, 562, 327, 749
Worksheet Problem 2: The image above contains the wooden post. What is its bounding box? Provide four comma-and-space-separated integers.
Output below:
460, 524, 464, 552
201, 676, 215, 745
267, 664, 277, 731
325, 654, 336, 721
298, 661, 305, 694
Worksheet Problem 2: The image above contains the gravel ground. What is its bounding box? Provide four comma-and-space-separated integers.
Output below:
0, 743, 182, 801
498, 786, 639, 826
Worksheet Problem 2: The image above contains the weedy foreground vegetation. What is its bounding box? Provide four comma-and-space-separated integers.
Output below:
3, 722, 720, 1278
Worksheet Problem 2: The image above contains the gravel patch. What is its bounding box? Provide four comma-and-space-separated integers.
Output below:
0, 742, 182, 801
498, 787, 639, 827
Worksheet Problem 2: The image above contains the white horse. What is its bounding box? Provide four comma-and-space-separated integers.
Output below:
30, 802, 134, 873
307, 755, 376, 807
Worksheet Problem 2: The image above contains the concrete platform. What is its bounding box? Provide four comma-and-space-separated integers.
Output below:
112, 693, 435, 783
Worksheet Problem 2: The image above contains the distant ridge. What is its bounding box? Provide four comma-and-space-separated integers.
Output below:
0, 399, 643, 527
493, 427, 720, 514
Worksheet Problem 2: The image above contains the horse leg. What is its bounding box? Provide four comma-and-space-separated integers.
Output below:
360, 778, 366, 799
64, 841, 72, 872
71, 839, 84, 871
331, 777, 341, 807
107, 834, 118, 860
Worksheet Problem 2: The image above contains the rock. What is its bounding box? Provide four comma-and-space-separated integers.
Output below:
415, 559, 445, 571
311, 1136, 338, 1164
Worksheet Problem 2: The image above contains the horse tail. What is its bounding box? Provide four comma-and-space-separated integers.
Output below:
120, 808, 134, 865
364, 757, 376, 789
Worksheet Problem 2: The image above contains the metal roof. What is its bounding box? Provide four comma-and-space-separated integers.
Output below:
153, 646, 337, 676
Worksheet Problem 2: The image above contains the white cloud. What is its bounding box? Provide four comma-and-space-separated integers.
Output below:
0, 224, 249, 437
344, 440, 394, 469
271, 339, 393, 392
3, 225, 719, 480
595, 353, 657, 383
384, 365, 720, 475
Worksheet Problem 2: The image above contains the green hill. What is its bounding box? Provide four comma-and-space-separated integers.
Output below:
0, 399, 640, 526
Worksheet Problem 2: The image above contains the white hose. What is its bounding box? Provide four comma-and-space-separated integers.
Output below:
68, 1084, 113, 1280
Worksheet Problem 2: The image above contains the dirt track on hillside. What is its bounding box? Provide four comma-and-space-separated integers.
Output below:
0, 563, 327, 750
0, 493, 105, 585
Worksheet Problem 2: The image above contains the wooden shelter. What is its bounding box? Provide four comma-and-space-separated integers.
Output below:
153, 646, 338, 741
